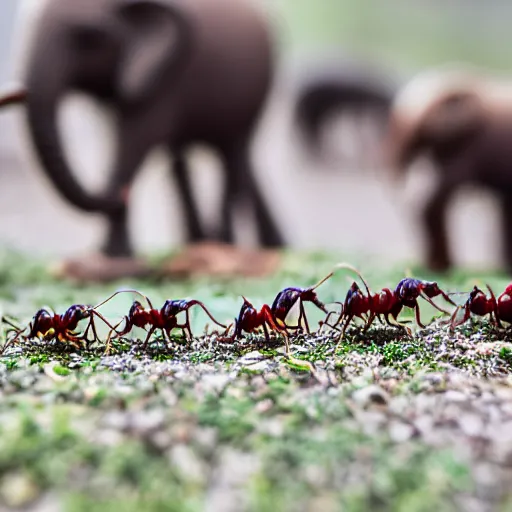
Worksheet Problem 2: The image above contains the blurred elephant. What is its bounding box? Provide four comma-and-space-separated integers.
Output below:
293, 60, 397, 165
387, 65, 512, 272
20, 0, 284, 257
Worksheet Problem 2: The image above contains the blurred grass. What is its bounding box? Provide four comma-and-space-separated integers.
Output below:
272, 0, 512, 73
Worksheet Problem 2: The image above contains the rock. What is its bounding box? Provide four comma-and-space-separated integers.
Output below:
389, 420, 415, 443
169, 444, 207, 485
352, 385, 390, 408
458, 413, 485, 438
129, 409, 166, 436
304, 464, 328, 488
444, 390, 469, 404
255, 399, 274, 414
195, 427, 218, 453
0, 473, 39, 508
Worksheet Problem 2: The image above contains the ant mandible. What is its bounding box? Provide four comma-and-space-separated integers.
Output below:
109, 291, 227, 350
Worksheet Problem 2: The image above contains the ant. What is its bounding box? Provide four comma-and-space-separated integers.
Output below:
449, 284, 512, 329
108, 291, 227, 351
222, 271, 334, 352
2, 293, 120, 352
270, 271, 334, 334
391, 277, 457, 327
320, 263, 405, 338
226, 296, 284, 341
321, 264, 456, 349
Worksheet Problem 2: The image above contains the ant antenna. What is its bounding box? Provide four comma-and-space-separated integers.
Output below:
93, 289, 154, 310
334, 262, 372, 297
310, 271, 334, 291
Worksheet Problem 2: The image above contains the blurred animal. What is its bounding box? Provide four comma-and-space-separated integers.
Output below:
387, 65, 512, 272
293, 61, 396, 166
18, 0, 284, 257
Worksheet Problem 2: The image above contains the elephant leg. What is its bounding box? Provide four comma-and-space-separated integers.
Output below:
222, 141, 285, 247
500, 194, 512, 275
170, 151, 207, 242
216, 150, 238, 244
102, 129, 152, 257
422, 179, 457, 272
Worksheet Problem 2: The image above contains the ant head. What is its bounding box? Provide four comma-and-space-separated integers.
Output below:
241, 296, 253, 308
300, 288, 318, 302
468, 286, 485, 301
420, 281, 441, 298
34, 308, 53, 320
69, 304, 90, 321
129, 301, 144, 316
350, 281, 360, 291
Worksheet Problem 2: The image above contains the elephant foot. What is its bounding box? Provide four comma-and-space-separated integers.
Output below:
101, 228, 134, 258
158, 241, 282, 279
49, 253, 153, 283
426, 254, 452, 273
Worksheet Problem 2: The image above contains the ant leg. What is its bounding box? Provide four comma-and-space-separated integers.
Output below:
189, 301, 227, 329
486, 285, 503, 329
363, 312, 376, 333
104, 318, 125, 355
185, 310, 194, 341
66, 333, 86, 351
261, 305, 282, 332
438, 290, 457, 307
419, 292, 452, 316
142, 326, 156, 350
299, 302, 311, 334
262, 323, 270, 343
449, 306, 472, 330
334, 314, 353, 353
414, 304, 427, 329
281, 330, 290, 356
91, 311, 127, 337
385, 314, 412, 335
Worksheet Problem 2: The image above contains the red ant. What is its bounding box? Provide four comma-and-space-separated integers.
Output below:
449, 284, 512, 329
270, 271, 333, 334
227, 296, 284, 341
222, 272, 334, 353
321, 264, 456, 349
391, 276, 457, 327
2, 293, 120, 352
108, 291, 227, 351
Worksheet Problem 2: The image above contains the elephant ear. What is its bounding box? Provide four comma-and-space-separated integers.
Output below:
422, 91, 484, 142
117, 0, 192, 102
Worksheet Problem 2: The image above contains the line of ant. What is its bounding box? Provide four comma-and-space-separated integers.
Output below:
1, 262, 510, 359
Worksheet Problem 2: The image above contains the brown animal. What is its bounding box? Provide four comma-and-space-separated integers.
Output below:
294, 62, 396, 163
386, 66, 512, 273
20, 0, 284, 258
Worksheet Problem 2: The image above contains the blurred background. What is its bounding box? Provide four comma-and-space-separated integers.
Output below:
0, 0, 511, 269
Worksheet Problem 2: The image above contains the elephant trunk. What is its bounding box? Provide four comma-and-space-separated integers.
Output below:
25, 57, 122, 214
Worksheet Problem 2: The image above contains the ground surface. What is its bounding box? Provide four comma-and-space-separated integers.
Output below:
1, 250, 512, 511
